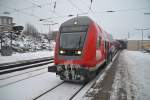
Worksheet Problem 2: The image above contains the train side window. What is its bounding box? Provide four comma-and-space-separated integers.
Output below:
97, 36, 101, 49
104, 41, 108, 49
96, 37, 99, 49
99, 36, 101, 47
104, 41, 106, 48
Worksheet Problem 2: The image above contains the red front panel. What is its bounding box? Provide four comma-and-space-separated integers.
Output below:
54, 21, 108, 70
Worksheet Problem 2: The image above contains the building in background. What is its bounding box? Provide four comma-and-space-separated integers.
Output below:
52, 31, 58, 40
0, 16, 15, 32
127, 40, 150, 51
0, 16, 15, 56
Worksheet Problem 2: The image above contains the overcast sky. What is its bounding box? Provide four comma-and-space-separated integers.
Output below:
0, 0, 150, 39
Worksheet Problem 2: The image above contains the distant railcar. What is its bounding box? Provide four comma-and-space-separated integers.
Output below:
117, 40, 127, 50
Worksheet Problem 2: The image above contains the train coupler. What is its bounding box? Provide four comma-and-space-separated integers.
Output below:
56, 64, 88, 81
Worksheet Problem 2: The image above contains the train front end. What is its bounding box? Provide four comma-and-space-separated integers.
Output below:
54, 16, 96, 82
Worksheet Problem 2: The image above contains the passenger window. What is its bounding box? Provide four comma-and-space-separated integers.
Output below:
97, 35, 101, 49
105, 41, 108, 49
99, 36, 101, 47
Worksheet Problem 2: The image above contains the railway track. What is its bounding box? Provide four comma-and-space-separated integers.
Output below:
33, 81, 85, 100
33, 62, 108, 100
0, 70, 48, 88
32, 68, 106, 100
0, 57, 55, 88
33, 81, 65, 100
0, 52, 120, 100
0, 57, 54, 75
32, 52, 120, 100
69, 84, 85, 100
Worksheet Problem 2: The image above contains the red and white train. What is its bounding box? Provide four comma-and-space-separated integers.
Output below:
51, 16, 115, 83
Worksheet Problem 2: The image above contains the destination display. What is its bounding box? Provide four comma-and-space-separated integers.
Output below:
60, 25, 88, 32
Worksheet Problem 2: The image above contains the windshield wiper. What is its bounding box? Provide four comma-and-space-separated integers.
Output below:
74, 35, 81, 49
78, 35, 81, 48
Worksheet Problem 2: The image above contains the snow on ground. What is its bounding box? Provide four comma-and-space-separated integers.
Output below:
0, 63, 54, 87
124, 51, 150, 100
110, 50, 150, 100
0, 50, 54, 64
0, 72, 62, 100
0, 50, 150, 100
110, 51, 129, 100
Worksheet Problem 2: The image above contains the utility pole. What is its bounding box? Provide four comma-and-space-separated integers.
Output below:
135, 28, 150, 50
128, 32, 130, 38
43, 23, 58, 49
43, 24, 51, 34
0, 32, 2, 50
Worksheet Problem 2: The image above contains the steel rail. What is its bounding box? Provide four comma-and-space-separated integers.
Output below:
0, 57, 54, 75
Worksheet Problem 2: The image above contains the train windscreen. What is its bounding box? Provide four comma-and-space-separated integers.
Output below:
60, 32, 86, 49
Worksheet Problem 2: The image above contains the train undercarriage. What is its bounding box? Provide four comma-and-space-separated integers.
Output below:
56, 64, 96, 83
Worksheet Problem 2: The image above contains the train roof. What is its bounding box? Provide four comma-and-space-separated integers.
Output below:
60, 16, 93, 27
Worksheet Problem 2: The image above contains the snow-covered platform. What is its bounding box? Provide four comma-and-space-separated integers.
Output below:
90, 50, 150, 100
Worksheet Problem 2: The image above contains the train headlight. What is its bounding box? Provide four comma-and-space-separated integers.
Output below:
77, 50, 82, 55
60, 50, 65, 54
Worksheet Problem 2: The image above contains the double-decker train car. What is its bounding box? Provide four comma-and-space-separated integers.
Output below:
51, 16, 112, 82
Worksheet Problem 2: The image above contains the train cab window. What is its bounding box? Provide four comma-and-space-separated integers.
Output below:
60, 32, 86, 50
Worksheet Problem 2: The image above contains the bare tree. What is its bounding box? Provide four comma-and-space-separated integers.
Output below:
22, 23, 40, 38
